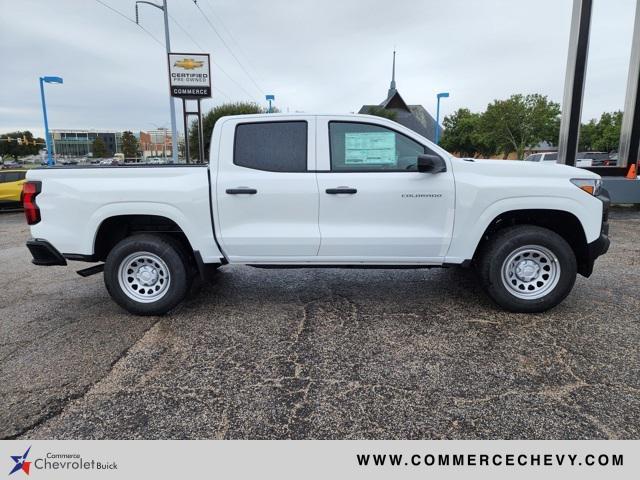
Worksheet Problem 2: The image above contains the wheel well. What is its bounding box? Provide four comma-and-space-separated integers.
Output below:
94, 215, 194, 262
474, 209, 591, 276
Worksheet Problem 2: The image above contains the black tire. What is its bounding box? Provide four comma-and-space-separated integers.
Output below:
104, 234, 192, 316
476, 225, 577, 313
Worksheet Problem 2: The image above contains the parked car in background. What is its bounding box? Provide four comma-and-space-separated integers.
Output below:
525, 152, 592, 167
0, 169, 27, 207
1, 160, 22, 169
577, 152, 615, 167
524, 152, 558, 164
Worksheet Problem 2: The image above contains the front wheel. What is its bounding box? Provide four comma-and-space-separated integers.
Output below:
476, 226, 577, 313
104, 234, 191, 316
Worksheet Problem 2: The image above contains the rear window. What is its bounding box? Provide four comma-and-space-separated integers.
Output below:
3, 172, 24, 182
544, 153, 558, 161
234, 121, 307, 172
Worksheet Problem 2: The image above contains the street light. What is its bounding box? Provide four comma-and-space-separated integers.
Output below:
266, 94, 275, 113
39, 76, 63, 166
435, 91, 449, 145
136, 0, 178, 164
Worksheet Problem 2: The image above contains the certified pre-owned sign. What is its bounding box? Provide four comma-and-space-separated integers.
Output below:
168, 53, 211, 98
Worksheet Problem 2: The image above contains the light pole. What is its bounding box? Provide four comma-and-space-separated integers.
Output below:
266, 94, 275, 113
39, 76, 63, 166
136, 0, 178, 164
435, 91, 449, 145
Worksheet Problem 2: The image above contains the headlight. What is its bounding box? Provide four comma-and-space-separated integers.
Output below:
571, 178, 602, 196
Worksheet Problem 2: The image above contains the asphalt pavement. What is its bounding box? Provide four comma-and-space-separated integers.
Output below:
0, 209, 638, 439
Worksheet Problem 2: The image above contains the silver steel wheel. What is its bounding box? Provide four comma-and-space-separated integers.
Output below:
117, 251, 171, 303
500, 245, 560, 300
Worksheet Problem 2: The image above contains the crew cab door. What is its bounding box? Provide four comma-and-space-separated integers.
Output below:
315, 118, 454, 262
214, 117, 320, 260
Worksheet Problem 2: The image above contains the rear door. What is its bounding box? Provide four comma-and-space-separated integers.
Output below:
315, 118, 455, 262
215, 117, 320, 260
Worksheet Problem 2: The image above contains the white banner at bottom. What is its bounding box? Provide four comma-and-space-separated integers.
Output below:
1, 440, 637, 479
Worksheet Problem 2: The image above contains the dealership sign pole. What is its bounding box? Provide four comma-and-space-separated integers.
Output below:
168, 53, 212, 163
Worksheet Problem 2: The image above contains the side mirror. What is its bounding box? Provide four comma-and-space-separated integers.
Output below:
417, 154, 447, 173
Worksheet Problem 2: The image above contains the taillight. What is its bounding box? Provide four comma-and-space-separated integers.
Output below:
22, 181, 42, 225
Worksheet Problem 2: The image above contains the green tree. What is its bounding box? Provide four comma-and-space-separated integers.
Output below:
365, 106, 397, 121
0, 131, 45, 159
579, 118, 599, 151
121, 131, 139, 159
579, 111, 622, 152
92, 137, 109, 158
440, 108, 494, 157
481, 94, 561, 159
188, 102, 264, 162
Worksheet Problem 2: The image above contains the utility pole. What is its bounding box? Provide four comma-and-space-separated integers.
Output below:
136, 0, 178, 163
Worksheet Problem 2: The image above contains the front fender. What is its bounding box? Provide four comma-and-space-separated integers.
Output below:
444, 195, 603, 263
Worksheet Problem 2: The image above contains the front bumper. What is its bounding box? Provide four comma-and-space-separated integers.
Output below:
26, 239, 67, 266
581, 190, 610, 276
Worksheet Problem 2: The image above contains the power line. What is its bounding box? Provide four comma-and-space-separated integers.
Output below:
169, 14, 205, 50
94, 0, 164, 47
192, 0, 265, 96
96, 1, 235, 106
169, 14, 258, 102
200, 0, 263, 82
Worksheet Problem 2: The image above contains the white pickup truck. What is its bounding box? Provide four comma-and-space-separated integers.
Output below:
23, 114, 610, 315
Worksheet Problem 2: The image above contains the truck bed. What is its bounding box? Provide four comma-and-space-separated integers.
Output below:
26, 165, 223, 263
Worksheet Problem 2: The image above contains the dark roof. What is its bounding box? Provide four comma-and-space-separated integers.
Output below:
380, 90, 409, 110
358, 99, 438, 141
358, 52, 440, 141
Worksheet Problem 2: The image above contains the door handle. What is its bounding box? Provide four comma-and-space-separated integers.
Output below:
326, 187, 357, 194
226, 187, 257, 195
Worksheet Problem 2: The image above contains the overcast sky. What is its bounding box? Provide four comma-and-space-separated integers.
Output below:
0, 0, 637, 137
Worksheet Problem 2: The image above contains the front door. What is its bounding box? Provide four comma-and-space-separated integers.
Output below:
216, 118, 320, 260
316, 120, 455, 262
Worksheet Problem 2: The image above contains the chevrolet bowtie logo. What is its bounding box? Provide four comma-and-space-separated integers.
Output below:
174, 58, 204, 70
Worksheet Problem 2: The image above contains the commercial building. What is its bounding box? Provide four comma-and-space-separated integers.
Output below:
139, 128, 173, 159
51, 130, 123, 158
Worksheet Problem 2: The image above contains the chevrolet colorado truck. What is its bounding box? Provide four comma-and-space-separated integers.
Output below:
23, 114, 610, 315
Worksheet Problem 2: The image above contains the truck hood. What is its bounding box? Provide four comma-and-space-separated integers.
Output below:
457, 158, 601, 180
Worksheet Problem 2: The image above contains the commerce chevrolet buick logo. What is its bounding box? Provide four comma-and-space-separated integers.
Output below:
174, 58, 204, 70
8, 446, 31, 476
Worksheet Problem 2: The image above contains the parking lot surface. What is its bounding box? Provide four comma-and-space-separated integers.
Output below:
1, 210, 639, 439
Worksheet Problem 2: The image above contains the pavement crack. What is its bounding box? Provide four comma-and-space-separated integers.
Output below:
6, 317, 163, 440
281, 295, 317, 438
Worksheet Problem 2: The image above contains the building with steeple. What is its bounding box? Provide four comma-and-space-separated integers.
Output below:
359, 51, 439, 142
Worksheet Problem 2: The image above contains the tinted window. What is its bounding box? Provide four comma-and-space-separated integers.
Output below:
577, 152, 608, 160
4, 172, 22, 182
329, 122, 427, 172
0, 173, 5, 183
234, 121, 307, 172
544, 153, 558, 161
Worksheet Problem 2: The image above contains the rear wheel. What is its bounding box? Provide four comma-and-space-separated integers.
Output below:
104, 234, 191, 316
476, 226, 577, 313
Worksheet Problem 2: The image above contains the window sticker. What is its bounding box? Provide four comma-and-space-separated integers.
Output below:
344, 132, 396, 165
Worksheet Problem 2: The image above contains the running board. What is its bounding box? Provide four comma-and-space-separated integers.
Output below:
76, 264, 105, 277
